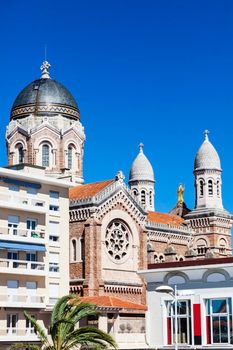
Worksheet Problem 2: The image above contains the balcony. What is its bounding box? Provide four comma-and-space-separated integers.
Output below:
0, 258, 45, 276
0, 328, 40, 342
0, 227, 45, 244
0, 192, 46, 214
0, 294, 46, 308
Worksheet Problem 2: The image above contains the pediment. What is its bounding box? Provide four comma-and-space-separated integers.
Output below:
63, 125, 85, 142
6, 124, 29, 140
31, 122, 60, 137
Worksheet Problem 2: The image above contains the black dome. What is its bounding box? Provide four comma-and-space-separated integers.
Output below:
11, 78, 80, 120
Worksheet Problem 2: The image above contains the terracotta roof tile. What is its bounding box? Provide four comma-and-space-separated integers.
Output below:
72, 296, 147, 310
69, 179, 114, 200
147, 211, 184, 227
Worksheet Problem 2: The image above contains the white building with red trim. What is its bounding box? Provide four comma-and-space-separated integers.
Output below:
139, 257, 233, 349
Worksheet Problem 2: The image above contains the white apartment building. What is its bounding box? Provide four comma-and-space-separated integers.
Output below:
0, 164, 71, 349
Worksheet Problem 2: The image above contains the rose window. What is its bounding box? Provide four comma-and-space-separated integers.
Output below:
105, 220, 130, 261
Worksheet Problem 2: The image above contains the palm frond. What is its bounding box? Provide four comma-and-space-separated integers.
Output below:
24, 311, 51, 348
24, 295, 118, 350
63, 326, 117, 349
51, 294, 76, 326
66, 301, 98, 323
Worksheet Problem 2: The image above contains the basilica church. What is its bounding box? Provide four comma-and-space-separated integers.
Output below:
5, 61, 233, 348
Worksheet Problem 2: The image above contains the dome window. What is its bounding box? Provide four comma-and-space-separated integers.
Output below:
42, 144, 50, 167
208, 180, 213, 196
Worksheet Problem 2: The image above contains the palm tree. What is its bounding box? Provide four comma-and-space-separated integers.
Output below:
12, 294, 117, 350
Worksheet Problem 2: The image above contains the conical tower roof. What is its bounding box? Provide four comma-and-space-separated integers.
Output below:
194, 130, 221, 171
129, 143, 154, 182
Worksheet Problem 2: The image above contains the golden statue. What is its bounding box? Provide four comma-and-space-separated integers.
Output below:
177, 183, 184, 205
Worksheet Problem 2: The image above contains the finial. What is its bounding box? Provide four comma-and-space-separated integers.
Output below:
139, 142, 144, 153
40, 60, 51, 79
204, 129, 209, 141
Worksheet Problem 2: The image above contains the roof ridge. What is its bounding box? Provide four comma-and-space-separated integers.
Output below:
69, 179, 115, 200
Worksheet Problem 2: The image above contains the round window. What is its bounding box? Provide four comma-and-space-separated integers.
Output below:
105, 220, 130, 261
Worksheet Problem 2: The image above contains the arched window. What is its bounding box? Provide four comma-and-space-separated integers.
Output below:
199, 180, 204, 197
18, 146, 24, 163
208, 180, 213, 196
72, 239, 77, 261
133, 189, 138, 197
66, 144, 76, 170
217, 180, 220, 196
80, 238, 84, 261
14, 143, 25, 164
42, 144, 50, 167
149, 191, 153, 206
141, 190, 146, 205
68, 145, 73, 169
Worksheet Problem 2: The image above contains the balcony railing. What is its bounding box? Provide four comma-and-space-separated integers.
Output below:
6, 328, 35, 335
0, 294, 45, 303
0, 226, 45, 239
0, 258, 45, 272
0, 192, 45, 211
0, 328, 40, 340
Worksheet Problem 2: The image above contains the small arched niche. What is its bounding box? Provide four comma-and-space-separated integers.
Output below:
206, 272, 226, 283
167, 275, 186, 285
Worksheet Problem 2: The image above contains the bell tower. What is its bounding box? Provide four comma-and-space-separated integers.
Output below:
185, 131, 232, 258
194, 130, 223, 210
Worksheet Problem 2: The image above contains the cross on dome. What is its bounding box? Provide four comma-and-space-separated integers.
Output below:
204, 129, 209, 141
40, 60, 51, 79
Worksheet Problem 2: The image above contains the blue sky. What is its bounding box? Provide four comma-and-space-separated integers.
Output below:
1, 0, 233, 213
